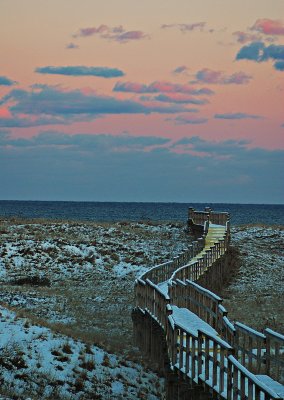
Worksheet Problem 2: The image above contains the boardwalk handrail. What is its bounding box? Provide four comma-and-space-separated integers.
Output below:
140, 238, 205, 284
265, 329, 284, 383
167, 315, 282, 399
133, 208, 284, 399
228, 355, 282, 399
169, 277, 282, 378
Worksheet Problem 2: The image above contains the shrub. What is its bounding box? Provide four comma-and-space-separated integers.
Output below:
62, 342, 73, 354
101, 354, 110, 367
51, 349, 61, 357
12, 275, 51, 287
79, 358, 95, 371
74, 377, 84, 392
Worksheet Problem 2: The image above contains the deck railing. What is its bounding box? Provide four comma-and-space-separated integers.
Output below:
133, 208, 283, 399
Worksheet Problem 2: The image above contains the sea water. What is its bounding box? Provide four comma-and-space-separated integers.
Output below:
0, 200, 283, 226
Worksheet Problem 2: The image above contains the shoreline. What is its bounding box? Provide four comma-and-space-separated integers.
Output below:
1, 200, 284, 227
1, 215, 283, 227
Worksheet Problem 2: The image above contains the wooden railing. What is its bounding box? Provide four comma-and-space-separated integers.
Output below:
168, 278, 284, 382
188, 207, 230, 227
142, 238, 205, 284
265, 329, 284, 383
134, 208, 284, 400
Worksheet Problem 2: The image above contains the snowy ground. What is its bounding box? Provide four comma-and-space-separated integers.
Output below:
0, 305, 164, 399
0, 218, 283, 399
0, 218, 190, 399
222, 225, 284, 333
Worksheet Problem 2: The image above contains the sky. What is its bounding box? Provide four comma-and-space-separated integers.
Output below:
0, 0, 283, 204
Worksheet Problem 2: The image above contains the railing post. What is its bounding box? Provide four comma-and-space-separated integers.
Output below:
198, 331, 203, 378
188, 207, 195, 220
227, 356, 233, 399
266, 331, 271, 376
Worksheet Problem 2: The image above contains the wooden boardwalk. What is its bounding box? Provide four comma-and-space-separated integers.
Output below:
133, 208, 284, 400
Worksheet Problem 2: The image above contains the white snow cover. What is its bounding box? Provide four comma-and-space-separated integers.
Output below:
171, 306, 217, 337
0, 305, 164, 399
0, 219, 188, 398
1, 219, 283, 398
256, 376, 284, 398
0, 221, 188, 284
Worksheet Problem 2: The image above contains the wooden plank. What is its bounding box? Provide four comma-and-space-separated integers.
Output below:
212, 340, 218, 387
192, 336, 197, 380
185, 333, 190, 375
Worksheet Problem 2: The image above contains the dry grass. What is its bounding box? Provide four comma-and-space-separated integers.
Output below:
0, 217, 189, 358
221, 225, 284, 334
222, 295, 284, 333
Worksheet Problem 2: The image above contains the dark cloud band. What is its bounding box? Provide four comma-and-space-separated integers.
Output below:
215, 112, 264, 120
35, 66, 125, 78
0, 76, 17, 86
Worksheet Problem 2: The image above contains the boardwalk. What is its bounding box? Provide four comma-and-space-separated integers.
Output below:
133, 208, 284, 400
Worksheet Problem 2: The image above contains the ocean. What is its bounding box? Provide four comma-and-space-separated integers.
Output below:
0, 200, 283, 226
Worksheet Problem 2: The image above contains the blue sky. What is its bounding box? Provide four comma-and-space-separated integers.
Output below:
0, 0, 283, 203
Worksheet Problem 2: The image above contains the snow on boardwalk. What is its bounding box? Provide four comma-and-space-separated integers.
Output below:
169, 307, 284, 400
256, 376, 284, 399
171, 305, 217, 337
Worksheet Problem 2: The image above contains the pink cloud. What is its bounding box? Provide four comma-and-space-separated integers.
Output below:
172, 65, 189, 74
113, 82, 148, 93
66, 42, 79, 49
77, 25, 109, 37
80, 87, 98, 96
112, 26, 124, 33
195, 68, 252, 85
153, 93, 208, 104
196, 69, 222, 83
233, 31, 262, 43
161, 22, 206, 32
113, 81, 214, 95
170, 116, 208, 125
112, 30, 148, 42
251, 19, 284, 36
0, 107, 11, 118
74, 25, 148, 43
152, 82, 184, 92
226, 72, 252, 84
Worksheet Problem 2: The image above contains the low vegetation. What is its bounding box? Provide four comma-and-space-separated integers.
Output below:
0, 218, 282, 398
0, 217, 189, 399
